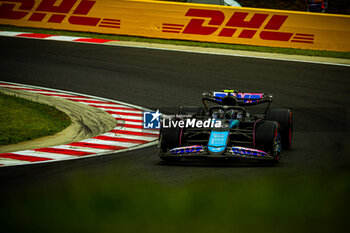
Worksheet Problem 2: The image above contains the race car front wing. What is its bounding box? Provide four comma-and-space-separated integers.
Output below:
160, 145, 274, 160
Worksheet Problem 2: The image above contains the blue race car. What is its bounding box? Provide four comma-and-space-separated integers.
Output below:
158, 90, 293, 163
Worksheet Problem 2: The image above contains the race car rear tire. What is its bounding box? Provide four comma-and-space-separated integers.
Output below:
255, 121, 281, 163
266, 108, 293, 149
179, 106, 205, 117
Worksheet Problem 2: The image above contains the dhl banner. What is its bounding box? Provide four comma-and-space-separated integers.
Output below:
1, 0, 350, 52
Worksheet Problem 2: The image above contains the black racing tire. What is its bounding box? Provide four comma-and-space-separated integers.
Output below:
266, 108, 293, 149
179, 106, 205, 117
159, 119, 181, 153
255, 121, 281, 163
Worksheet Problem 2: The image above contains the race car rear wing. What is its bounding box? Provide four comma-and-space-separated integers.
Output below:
202, 90, 273, 111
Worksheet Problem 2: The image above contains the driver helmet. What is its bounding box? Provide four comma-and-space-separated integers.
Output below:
225, 109, 243, 119
212, 109, 225, 119
225, 109, 236, 119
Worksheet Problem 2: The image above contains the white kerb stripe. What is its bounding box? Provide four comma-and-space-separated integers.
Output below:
85, 103, 125, 107
111, 114, 143, 120
81, 138, 140, 147
116, 121, 143, 126
52, 145, 110, 153
102, 132, 156, 141
61, 97, 96, 100
112, 126, 160, 133
96, 108, 142, 113
0, 31, 26, 36
11, 150, 76, 159
0, 159, 31, 165
46, 36, 83, 41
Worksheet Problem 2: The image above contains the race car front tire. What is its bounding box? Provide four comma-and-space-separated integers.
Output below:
255, 120, 281, 163
160, 120, 180, 151
266, 108, 293, 149
159, 126, 182, 162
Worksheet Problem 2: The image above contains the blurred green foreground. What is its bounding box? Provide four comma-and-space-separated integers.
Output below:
0, 169, 348, 233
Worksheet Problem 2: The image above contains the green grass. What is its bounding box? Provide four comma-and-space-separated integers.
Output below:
0, 92, 71, 145
0, 169, 348, 233
1, 25, 350, 59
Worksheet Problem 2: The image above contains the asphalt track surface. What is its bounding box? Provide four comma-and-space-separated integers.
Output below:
0, 36, 349, 190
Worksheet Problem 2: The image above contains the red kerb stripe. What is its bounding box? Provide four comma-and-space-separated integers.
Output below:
120, 124, 159, 131
68, 142, 126, 150
74, 38, 113, 43
120, 124, 144, 129
115, 118, 143, 123
17, 33, 53, 38
110, 129, 158, 137
0, 153, 52, 162
90, 105, 141, 111
94, 135, 149, 144
66, 99, 115, 104
39, 93, 86, 98
106, 110, 142, 116
34, 148, 94, 156
0, 83, 17, 86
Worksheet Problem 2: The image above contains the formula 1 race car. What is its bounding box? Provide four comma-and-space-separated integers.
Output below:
158, 90, 293, 163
